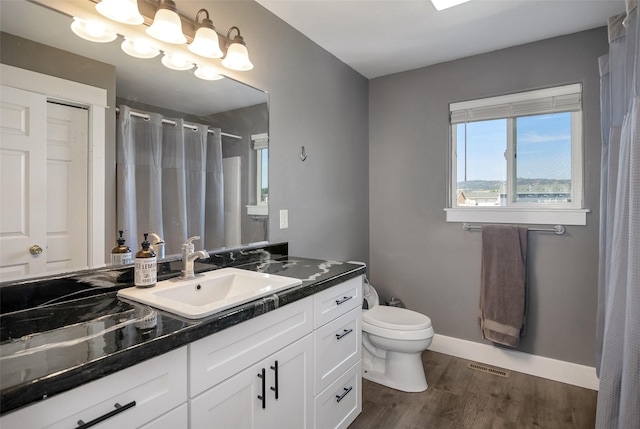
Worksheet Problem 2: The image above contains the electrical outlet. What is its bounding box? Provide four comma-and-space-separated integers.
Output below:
279, 209, 288, 229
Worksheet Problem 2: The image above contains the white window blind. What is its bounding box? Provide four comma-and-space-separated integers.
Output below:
450, 83, 581, 124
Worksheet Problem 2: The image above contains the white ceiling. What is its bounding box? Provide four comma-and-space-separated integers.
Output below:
256, 0, 626, 79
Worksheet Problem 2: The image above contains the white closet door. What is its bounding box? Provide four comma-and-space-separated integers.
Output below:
0, 86, 89, 281
0, 85, 48, 280
46, 102, 88, 273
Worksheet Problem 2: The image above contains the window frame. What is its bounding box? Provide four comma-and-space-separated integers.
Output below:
445, 84, 589, 226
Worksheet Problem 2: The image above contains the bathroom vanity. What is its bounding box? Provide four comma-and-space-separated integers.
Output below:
0, 243, 364, 429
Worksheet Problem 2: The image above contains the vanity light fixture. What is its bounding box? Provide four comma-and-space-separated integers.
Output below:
221, 26, 253, 71
188, 9, 223, 58
146, 0, 187, 44
95, 0, 144, 25
194, 65, 224, 81
121, 37, 160, 58
70, 17, 118, 43
161, 51, 194, 70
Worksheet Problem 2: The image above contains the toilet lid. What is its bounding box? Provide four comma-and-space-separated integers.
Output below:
363, 306, 432, 331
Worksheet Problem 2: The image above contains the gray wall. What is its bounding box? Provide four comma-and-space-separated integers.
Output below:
192, 1, 370, 263
369, 28, 607, 366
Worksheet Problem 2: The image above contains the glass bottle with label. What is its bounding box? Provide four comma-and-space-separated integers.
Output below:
111, 230, 132, 266
134, 233, 157, 288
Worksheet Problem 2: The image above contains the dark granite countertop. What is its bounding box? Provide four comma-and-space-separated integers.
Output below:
0, 243, 366, 415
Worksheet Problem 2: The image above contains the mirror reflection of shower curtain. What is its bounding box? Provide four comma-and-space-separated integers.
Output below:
116, 105, 224, 255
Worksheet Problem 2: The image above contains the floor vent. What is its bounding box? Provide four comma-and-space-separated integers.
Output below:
467, 363, 510, 378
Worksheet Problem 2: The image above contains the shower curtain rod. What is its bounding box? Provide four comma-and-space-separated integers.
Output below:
115, 107, 242, 139
462, 223, 566, 235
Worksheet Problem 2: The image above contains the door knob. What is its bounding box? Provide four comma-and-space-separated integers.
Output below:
29, 245, 43, 255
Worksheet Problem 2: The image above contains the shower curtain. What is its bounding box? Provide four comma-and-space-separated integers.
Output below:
116, 105, 224, 255
596, 2, 640, 428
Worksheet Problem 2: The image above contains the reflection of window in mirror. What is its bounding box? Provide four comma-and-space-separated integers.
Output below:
248, 133, 268, 216
257, 147, 268, 205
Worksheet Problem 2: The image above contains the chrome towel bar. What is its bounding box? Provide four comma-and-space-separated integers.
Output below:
462, 223, 566, 235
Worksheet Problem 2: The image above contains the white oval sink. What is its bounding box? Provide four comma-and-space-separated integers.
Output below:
117, 268, 302, 319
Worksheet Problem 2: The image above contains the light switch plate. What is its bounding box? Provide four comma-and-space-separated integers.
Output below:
279, 209, 288, 229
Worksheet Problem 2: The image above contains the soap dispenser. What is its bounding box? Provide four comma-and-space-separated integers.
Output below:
134, 233, 157, 288
111, 230, 132, 266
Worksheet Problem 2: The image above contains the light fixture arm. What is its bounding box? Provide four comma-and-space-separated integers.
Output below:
195, 9, 214, 30
226, 26, 246, 46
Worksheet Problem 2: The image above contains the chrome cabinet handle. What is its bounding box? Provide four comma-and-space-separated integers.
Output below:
270, 360, 279, 400
29, 245, 43, 255
335, 296, 353, 305
76, 401, 136, 428
335, 328, 353, 340
335, 386, 353, 403
257, 368, 266, 409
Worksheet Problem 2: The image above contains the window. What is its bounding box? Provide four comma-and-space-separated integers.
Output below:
247, 133, 268, 216
445, 84, 589, 225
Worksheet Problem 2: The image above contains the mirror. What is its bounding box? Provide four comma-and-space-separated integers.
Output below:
0, 0, 269, 281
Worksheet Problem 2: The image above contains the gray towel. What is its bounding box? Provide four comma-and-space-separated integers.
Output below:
479, 224, 528, 348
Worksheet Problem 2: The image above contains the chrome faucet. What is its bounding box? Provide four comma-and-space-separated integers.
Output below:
180, 236, 209, 279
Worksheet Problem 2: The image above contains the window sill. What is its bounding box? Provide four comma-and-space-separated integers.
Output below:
444, 207, 589, 225
247, 205, 268, 216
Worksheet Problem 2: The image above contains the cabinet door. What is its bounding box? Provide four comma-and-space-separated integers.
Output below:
191, 361, 265, 429
265, 334, 314, 429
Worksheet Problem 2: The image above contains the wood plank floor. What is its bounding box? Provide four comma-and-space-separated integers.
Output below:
348, 351, 597, 429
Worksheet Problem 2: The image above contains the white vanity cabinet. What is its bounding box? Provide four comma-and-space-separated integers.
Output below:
189, 296, 314, 429
0, 273, 364, 429
313, 275, 363, 429
0, 346, 188, 429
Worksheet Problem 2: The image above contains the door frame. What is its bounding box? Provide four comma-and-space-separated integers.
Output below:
1, 63, 107, 269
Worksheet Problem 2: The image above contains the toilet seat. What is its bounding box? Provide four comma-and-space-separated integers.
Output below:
363, 306, 432, 330
362, 306, 434, 341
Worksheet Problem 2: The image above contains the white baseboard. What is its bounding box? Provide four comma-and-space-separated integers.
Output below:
429, 334, 599, 391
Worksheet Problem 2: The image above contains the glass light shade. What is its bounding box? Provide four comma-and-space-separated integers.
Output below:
70, 17, 117, 43
121, 37, 160, 58
194, 65, 224, 81
96, 0, 144, 25
188, 27, 223, 58
147, 9, 186, 44
161, 52, 194, 71
221, 43, 253, 71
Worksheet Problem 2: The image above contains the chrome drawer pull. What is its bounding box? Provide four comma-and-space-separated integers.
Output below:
335, 296, 353, 305
335, 328, 353, 340
76, 401, 136, 428
335, 386, 353, 403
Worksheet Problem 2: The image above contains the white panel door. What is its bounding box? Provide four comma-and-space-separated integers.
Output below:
0, 86, 89, 281
46, 102, 88, 273
0, 85, 47, 280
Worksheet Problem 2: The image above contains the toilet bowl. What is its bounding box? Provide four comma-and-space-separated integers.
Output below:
361, 279, 434, 392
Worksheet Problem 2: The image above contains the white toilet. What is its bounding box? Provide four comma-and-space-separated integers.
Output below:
361, 278, 435, 392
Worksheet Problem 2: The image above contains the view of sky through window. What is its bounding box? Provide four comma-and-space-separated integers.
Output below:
455, 112, 572, 206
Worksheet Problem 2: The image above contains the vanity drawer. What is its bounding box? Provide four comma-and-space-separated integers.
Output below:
189, 296, 313, 397
314, 275, 362, 328
0, 347, 187, 429
314, 360, 362, 429
314, 306, 361, 395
